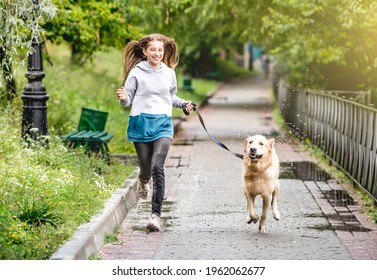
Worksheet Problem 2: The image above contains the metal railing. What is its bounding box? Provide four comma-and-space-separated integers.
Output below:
277, 81, 377, 200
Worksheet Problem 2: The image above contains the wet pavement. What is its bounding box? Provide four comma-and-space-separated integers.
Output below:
99, 75, 377, 260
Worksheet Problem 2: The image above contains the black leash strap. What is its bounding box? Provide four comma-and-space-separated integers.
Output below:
183, 103, 244, 160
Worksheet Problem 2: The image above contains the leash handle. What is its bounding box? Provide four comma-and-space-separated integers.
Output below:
182, 102, 197, 116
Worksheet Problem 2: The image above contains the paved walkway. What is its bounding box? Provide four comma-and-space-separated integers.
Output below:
99, 75, 377, 260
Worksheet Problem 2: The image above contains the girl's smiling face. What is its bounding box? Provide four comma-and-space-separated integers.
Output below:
143, 40, 164, 69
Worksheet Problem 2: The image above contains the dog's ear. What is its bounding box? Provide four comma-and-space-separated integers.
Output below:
268, 138, 275, 148
244, 137, 250, 152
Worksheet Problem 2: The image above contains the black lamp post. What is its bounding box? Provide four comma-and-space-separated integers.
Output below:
21, 0, 49, 141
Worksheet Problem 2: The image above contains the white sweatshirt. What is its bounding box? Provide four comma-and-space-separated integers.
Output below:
121, 60, 186, 142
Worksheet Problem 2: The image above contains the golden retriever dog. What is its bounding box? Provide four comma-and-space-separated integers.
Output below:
243, 135, 280, 233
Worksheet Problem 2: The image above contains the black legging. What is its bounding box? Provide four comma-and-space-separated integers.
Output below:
134, 137, 172, 216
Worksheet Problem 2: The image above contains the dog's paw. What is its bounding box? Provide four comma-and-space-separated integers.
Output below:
247, 215, 260, 224
273, 211, 280, 221
258, 225, 266, 233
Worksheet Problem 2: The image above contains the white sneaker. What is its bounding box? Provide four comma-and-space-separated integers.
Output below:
146, 213, 161, 232
137, 178, 150, 199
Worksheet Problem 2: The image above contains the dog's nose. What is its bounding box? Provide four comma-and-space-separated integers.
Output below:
250, 147, 257, 153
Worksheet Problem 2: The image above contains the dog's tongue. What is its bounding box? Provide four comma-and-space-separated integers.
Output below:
249, 152, 257, 159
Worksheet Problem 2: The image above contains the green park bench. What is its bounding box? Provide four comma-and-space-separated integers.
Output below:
61, 107, 114, 162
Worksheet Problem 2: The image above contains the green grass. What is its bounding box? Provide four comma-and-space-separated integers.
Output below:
0, 106, 134, 259
104, 227, 121, 244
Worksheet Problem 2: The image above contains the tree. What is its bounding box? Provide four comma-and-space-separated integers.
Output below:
141, 0, 377, 90
0, 0, 56, 101
248, 0, 377, 90
177, 0, 377, 90
43, 0, 142, 65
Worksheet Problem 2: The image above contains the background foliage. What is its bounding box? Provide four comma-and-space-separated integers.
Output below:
43, 0, 142, 65
2, 0, 377, 97
169, 0, 377, 90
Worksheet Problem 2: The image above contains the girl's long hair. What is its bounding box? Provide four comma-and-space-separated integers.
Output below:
122, 33, 179, 83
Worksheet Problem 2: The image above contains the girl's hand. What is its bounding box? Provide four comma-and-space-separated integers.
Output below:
182, 101, 196, 116
116, 86, 127, 101
185, 101, 195, 112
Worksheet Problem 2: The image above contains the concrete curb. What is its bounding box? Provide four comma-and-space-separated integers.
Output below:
50, 170, 138, 260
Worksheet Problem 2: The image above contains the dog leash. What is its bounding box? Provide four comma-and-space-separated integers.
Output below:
183, 103, 244, 160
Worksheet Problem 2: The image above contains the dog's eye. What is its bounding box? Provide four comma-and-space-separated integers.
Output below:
259, 142, 264, 145
249, 140, 253, 144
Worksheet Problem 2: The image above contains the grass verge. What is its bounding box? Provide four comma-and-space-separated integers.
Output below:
0, 106, 134, 259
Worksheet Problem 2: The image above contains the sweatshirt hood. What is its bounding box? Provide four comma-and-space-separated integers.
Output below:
136, 60, 167, 72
